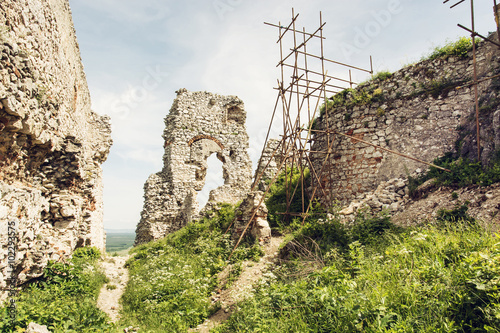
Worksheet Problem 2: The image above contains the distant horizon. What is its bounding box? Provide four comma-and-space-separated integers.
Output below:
105, 228, 136, 233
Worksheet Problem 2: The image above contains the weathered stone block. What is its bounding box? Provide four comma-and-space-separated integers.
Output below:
135, 90, 253, 245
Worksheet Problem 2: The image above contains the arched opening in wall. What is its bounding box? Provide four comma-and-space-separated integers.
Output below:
197, 153, 224, 210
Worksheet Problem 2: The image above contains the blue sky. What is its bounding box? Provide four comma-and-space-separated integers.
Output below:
68, 0, 496, 230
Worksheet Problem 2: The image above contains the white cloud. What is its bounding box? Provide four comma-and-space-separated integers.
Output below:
73, 0, 172, 24
71, 0, 496, 230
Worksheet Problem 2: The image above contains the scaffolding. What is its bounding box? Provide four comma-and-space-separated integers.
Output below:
444, 0, 500, 160
229, 8, 454, 258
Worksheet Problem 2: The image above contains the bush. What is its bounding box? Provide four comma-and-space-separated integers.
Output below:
426, 36, 479, 60
265, 167, 311, 230
0, 247, 111, 332
216, 224, 500, 332
121, 205, 263, 332
350, 210, 398, 245
280, 218, 349, 262
72, 246, 101, 260
436, 203, 476, 226
372, 71, 392, 81
408, 152, 500, 198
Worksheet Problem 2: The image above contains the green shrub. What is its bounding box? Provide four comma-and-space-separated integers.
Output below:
121, 205, 263, 332
0, 247, 111, 332
409, 152, 500, 193
216, 224, 500, 332
281, 218, 349, 260
265, 167, 311, 230
350, 210, 398, 245
426, 36, 478, 60
372, 71, 392, 81
436, 203, 476, 226
72, 246, 101, 260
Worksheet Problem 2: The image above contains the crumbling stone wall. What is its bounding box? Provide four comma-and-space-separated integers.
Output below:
232, 191, 271, 244
253, 138, 283, 192
135, 89, 252, 245
0, 0, 112, 294
311, 35, 500, 207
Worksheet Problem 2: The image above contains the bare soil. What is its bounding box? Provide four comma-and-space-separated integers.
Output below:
97, 254, 130, 323
190, 236, 284, 333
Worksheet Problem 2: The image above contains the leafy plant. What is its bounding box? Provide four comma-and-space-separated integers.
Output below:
436, 202, 476, 226
408, 152, 500, 195
120, 205, 263, 332
73, 246, 101, 259
215, 223, 500, 332
372, 71, 392, 82
0, 247, 112, 332
426, 36, 479, 61
265, 167, 311, 230
350, 210, 398, 245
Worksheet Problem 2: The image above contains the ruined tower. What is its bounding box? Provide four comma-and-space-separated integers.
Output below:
135, 89, 253, 245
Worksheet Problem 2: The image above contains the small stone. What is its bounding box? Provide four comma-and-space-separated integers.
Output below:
26, 322, 51, 333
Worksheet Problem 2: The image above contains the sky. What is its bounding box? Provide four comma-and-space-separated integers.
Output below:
67, 0, 496, 230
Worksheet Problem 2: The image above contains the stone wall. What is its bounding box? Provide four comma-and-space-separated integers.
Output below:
0, 0, 112, 294
311, 35, 500, 207
253, 138, 282, 192
135, 89, 252, 245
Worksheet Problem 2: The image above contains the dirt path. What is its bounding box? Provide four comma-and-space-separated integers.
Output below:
97, 255, 130, 323
191, 236, 283, 333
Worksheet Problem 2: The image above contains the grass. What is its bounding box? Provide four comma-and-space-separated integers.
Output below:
0, 247, 113, 333
408, 151, 500, 198
119, 203, 264, 332
215, 219, 500, 332
371, 71, 392, 82
265, 167, 312, 230
425, 36, 480, 61
106, 233, 135, 253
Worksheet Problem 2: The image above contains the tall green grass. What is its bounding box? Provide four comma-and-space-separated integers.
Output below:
0, 247, 112, 333
215, 221, 500, 332
120, 203, 263, 332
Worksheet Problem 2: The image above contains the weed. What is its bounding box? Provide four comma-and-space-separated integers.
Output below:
216, 224, 500, 332
120, 205, 262, 331
225, 262, 243, 288
451, 192, 459, 200
106, 284, 117, 290
413, 152, 500, 189
376, 107, 385, 117
266, 167, 313, 230
0, 247, 112, 332
372, 71, 393, 82
425, 36, 480, 61
436, 202, 475, 226
350, 209, 398, 245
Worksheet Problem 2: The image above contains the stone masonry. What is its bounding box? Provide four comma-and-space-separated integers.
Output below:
253, 138, 283, 192
311, 35, 500, 208
135, 89, 253, 245
232, 191, 271, 244
0, 0, 112, 297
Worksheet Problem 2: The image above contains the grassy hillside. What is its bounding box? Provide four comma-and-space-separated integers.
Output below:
215, 221, 500, 332
0, 247, 113, 332
106, 232, 135, 253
